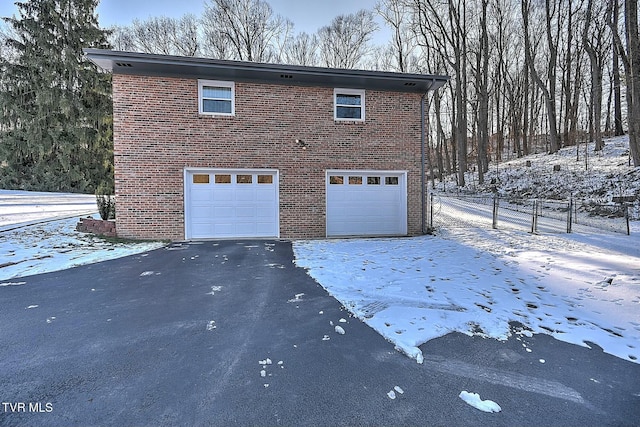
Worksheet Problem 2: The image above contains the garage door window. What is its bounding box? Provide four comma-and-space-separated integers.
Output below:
258, 175, 273, 184
385, 176, 399, 185
215, 174, 231, 184
237, 174, 253, 184
193, 174, 210, 184
367, 176, 381, 185
329, 176, 344, 184
349, 176, 362, 185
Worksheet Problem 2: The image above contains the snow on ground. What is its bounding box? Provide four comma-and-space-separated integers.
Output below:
295, 135, 640, 365
0, 190, 97, 230
0, 190, 165, 281
293, 225, 640, 365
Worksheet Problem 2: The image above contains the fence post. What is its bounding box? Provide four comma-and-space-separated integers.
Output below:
567, 197, 573, 233
625, 204, 630, 236
492, 194, 498, 229
531, 199, 538, 234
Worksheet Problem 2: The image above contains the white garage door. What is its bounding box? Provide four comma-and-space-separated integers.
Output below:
326, 170, 407, 237
185, 169, 279, 239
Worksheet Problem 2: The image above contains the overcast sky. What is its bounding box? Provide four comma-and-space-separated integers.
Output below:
1, 0, 389, 43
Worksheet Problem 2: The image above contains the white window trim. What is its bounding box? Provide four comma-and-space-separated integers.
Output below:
334, 88, 365, 122
198, 79, 235, 116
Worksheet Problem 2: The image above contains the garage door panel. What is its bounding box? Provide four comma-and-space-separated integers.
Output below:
191, 223, 213, 237
235, 222, 257, 234
191, 190, 213, 202
236, 207, 256, 218
191, 206, 213, 218
256, 223, 274, 234
212, 191, 234, 202
256, 190, 275, 201
213, 206, 235, 217
236, 189, 256, 201
327, 171, 407, 237
213, 223, 234, 236
187, 170, 278, 239
256, 206, 275, 216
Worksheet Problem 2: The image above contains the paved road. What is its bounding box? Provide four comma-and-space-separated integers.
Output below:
1, 241, 638, 426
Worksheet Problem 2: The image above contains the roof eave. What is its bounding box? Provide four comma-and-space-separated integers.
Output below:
83, 49, 449, 93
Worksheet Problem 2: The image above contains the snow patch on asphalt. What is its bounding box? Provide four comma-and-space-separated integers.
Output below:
459, 391, 502, 413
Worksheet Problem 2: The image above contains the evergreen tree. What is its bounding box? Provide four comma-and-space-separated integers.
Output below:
0, 0, 113, 193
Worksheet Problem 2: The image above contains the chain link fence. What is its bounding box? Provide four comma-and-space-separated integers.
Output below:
428, 192, 631, 235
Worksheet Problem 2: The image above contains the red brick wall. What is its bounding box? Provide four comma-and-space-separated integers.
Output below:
112, 74, 424, 240
76, 218, 117, 237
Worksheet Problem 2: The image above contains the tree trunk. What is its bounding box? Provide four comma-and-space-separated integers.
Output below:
607, 0, 626, 137
563, 0, 574, 147
583, 0, 605, 151
475, 0, 490, 184
523, 64, 530, 155
626, 0, 640, 166
522, 0, 560, 154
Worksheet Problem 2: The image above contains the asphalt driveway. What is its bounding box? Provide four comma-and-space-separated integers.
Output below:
1, 240, 638, 426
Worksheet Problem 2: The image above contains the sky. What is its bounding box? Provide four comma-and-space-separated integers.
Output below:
0, 0, 389, 43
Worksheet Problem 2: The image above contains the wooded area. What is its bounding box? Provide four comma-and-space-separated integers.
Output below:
0, 0, 113, 193
1, 0, 639, 192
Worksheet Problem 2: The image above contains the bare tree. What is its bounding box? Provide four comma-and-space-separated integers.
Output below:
582, 0, 609, 151
281, 31, 318, 66
113, 15, 200, 56
522, 0, 561, 153
270, 18, 295, 63
108, 25, 136, 51
411, 0, 469, 186
201, 0, 288, 62
375, 0, 414, 72
317, 10, 378, 69
608, 0, 640, 166
130, 16, 176, 55
172, 14, 200, 57
608, 0, 625, 137
623, 0, 640, 166
472, 0, 490, 183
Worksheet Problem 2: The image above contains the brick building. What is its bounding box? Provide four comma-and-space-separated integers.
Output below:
84, 49, 448, 240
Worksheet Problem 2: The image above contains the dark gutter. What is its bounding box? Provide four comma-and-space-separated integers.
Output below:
421, 91, 427, 234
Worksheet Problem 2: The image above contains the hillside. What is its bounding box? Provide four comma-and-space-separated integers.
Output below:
434, 136, 640, 219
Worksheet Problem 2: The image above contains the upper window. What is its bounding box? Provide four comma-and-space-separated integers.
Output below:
334, 88, 365, 121
199, 80, 235, 116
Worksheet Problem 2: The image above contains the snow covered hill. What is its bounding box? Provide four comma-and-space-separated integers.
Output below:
434, 136, 640, 219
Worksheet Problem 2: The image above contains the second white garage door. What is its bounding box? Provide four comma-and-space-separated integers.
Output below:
326, 170, 407, 237
185, 169, 279, 239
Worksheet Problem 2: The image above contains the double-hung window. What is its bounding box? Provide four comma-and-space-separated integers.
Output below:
198, 80, 235, 116
334, 88, 365, 121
